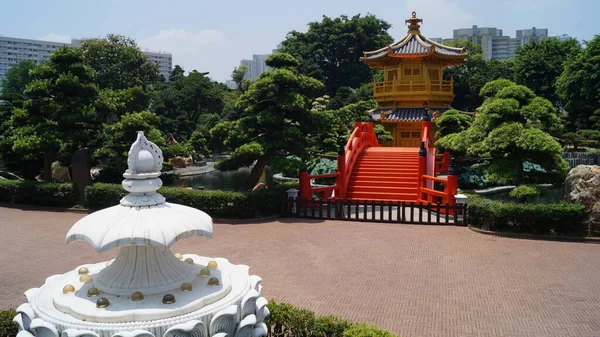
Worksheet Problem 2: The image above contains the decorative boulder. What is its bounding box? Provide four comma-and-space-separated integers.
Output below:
564, 165, 600, 221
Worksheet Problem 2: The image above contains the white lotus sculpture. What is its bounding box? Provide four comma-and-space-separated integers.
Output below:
14, 132, 269, 337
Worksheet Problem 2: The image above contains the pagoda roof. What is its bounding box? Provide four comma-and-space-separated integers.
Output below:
361, 12, 466, 67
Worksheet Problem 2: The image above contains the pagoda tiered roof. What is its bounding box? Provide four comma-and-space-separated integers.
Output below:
361, 12, 467, 67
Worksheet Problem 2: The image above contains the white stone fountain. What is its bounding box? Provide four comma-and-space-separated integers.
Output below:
13, 132, 269, 337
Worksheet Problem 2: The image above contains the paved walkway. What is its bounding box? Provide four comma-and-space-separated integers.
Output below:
1, 206, 599, 337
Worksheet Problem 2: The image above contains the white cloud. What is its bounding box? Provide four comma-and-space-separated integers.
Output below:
39, 33, 72, 43
139, 29, 230, 81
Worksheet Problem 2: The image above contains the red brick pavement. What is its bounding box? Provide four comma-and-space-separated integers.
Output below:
1, 206, 600, 337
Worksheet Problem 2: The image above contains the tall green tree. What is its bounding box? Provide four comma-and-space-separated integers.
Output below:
1, 47, 99, 181
556, 35, 600, 130
213, 53, 324, 186
514, 37, 581, 108
79, 34, 159, 90
231, 65, 250, 93
0, 60, 37, 96
438, 79, 568, 185
281, 14, 393, 95
444, 40, 515, 111
435, 110, 472, 138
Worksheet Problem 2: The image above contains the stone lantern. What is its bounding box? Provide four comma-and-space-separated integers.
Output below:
14, 132, 269, 337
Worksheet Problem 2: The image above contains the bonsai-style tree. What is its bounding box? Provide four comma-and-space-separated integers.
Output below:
212, 53, 324, 186
437, 79, 569, 185
435, 109, 473, 138
2, 47, 98, 181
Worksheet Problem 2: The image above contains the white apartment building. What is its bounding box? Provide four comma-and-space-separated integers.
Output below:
452, 25, 549, 60
0, 36, 69, 83
240, 54, 272, 81
0, 36, 172, 86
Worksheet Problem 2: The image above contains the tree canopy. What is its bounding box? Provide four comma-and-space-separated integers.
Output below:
0, 60, 37, 97
1, 47, 99, 181
280, 14, 393, 95
444, 40, 514, 111
437, 79, 568, 185
556, 34, 600, 130
212, 52, 324, 185
514, 37, 581, 108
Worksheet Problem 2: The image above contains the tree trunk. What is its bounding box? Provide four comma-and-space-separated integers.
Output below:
248, 156, 268, 187
516, 158, 524, 186
43, 153, 52, 182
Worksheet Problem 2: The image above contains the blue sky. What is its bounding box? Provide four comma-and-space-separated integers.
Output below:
1, 0, 598, 82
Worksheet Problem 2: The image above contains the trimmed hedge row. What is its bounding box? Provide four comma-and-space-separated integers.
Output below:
0, 302, 397, 337
0, 180, 76, 207
86, 181, 300, 219
466, 194, 588, 235
264, 300, 396, 337
0, 179, 298, 219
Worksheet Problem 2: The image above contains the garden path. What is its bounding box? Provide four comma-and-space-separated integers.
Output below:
1, 206, 599, 337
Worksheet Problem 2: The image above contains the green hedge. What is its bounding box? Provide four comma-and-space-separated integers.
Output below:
265, 300, 396, 337
0, 180, 76, 207
86, 181, 299, 219
0, 309, 17, 337
466, 194, 588, 235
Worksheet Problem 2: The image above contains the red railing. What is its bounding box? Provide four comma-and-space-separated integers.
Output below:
298, 121, 380, 201
435, 151, 450, 174
418, 120, 457, 209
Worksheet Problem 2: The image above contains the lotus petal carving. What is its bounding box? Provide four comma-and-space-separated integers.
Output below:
249, 276, 262, 295
30, 318, 59, 337
234, 315, 256, 337
112, 331, 155, 337
164, 320, 207, 337
212, 334, 228, 337
210, 305, 239, 337
255, 297, 269, 323
241, 290, 259, 318
253, 323, 268, 337
24, 288, 40, 304
61, 329, 100, 337
17, 331, 34, 337
16, 303, 35, 332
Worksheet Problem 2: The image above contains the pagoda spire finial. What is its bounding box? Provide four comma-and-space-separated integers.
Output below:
405, 11, 423, 34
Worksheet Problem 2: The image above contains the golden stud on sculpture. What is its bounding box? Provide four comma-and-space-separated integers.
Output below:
185, 258, 194, 264
162, 294, 176, 304
62, 284, 75, 294
207, 261, 218, 269
96, 297, 110, 308
131, 291, 144, 302
174, 253, 183, 260
207, 277, 220, 286
80, 274, 92, 283
87, 287, 100, 297
180, 283, 193, 292
78, 267, 89, 275
199, 268, 211, 276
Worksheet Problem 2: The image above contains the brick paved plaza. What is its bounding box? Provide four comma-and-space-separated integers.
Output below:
1, 206, 599, 337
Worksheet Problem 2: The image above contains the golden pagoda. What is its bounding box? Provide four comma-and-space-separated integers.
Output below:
361, 12, 467, 147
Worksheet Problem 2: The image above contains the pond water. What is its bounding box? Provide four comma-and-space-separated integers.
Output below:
171, 167, 274, 191
484, 186, 565, 204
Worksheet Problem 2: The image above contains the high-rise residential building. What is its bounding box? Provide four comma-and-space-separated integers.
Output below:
0, 36, 69, 83
0, 36, 173, 86
451, 25, 548, 60
239, 54, 272, 81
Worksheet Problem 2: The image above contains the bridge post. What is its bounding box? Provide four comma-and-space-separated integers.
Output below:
337, 146, 346, 200
447, 159, 458, 206
418, 142, 427, 202
298, 168, 312, 202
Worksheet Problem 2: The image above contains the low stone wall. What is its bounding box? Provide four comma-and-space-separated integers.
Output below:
562, 152, 599, 168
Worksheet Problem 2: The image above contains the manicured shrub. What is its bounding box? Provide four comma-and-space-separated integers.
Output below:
86, 181, 299, 219
265, 301, 396, 337
0, 309, 18, 337
0, 180, 76, 207
508, 184, 546, 202
466, 194, 587, 235
343, 324, 396, 337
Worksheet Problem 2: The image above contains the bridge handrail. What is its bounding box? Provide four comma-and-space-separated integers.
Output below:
344, 121, 380, 192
